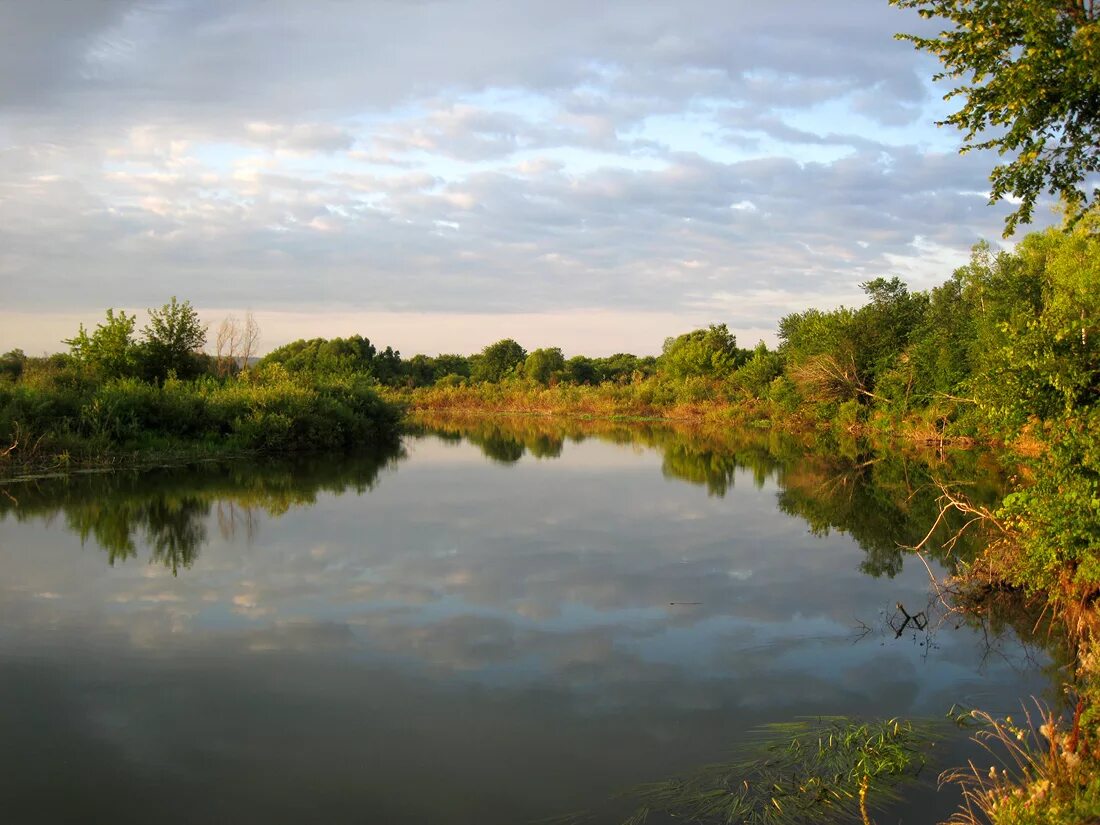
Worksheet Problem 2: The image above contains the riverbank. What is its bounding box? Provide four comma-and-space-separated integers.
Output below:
0, 367, 402, 479
384, 381, 993, 450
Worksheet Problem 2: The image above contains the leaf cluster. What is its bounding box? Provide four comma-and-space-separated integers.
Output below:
892, 0, 1100, 234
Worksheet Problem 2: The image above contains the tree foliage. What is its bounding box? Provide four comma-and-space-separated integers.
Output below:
523, 347, 565, 385
660, 324, 745, 380
593, 353, 656, 383
964, 210, 1100, 428
64, 309, 138, 379
779, 279, 928, 407
735, 342, 784, 399
141, 297, 207, 382
892, 0, 1100, 234
0, 349, 26, 383
261, 335, 378, 374
472, 339, 527, 383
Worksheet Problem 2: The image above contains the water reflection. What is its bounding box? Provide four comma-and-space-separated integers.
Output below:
0, 416, 1053, 825
414, 413, 1007, 578
1, 446, 403, 573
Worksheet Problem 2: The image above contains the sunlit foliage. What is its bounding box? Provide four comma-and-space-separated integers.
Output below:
892, 0, 1100, 234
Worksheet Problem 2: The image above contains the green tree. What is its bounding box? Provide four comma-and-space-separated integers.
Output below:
472, 339, 526, 383
372, 346, 403, 385
523, 347, 565, 384
432, 354, 471, 380
853, 276, 929, 397
967, 211, 1100, 428
563, 355, 601, 385
64, 309, 138, 378
999, 406, 1100, 595
260, 335, 378, 374
593, 352, 655, 383
779, 280, 927, 407
892, 0, 1100, 233
403, 354, 438, 388
899, 271, 976, 409
857, 279, 928, 368
398, 352, 470, 387
659, 324, 744, 380
734, 341, 784, 399
320, 336, 377, 371
778, 307, 866, 404
0, 349, 26, 382
139, 297, 207, 382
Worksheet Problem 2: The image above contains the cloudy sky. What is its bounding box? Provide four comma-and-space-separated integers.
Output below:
0, 0, 1051, 356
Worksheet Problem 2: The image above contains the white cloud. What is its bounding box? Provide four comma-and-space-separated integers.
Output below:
0, 0, 1056, 354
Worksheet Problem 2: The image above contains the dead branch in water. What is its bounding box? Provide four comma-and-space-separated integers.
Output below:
911, 480, 1008, 556
900, 481, 1015, 619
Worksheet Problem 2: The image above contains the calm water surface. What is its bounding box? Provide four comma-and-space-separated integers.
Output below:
0, 419, 1054, 824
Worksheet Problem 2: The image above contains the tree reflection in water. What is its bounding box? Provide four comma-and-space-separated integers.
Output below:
413, 412, 1009, 580
0, 445, 403, 573
0, 414, 1010, 584
0, 413, 1072, 825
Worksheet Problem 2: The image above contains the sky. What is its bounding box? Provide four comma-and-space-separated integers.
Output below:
0, 0, 1055, 357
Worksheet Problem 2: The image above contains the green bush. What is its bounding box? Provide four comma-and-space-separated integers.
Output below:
834, 399, 864, 432
0, 362, 400, 466
998, 409, 1100, 596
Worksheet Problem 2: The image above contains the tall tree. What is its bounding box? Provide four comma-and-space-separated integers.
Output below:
140, 297, 207, 382
523, 347, 565, 385
472, 339, 526, 383
260, 334, 385, 375
64, 309, 138, 378
659, 324, 744, 380
240, 311, 261, 371
0, 349, 26, 382
892, 0, 1100, 233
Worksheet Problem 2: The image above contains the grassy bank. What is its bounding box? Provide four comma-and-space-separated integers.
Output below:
384, 379, 982, 451
0, 363, 401, 478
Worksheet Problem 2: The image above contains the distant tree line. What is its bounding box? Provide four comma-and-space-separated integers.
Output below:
183, 213, 1093, 443
1, 214, 1096, 453
258, 332, 664, 390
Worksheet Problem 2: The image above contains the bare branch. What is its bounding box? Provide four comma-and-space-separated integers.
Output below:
240, 311, 261, 371
214, 315, 242, 377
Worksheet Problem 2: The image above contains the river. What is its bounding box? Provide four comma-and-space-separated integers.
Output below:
0, 416, 1056, 824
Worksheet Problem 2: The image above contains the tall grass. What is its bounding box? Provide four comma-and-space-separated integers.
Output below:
386, 377, 985, 445
388, 376, 785, 427
943, 701, 1100, 825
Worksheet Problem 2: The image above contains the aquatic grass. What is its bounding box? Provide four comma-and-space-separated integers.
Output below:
547, 716, 940, 825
